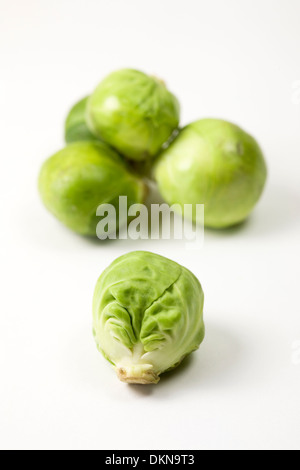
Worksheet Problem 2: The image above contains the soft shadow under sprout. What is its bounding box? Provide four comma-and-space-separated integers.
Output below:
128, 321, 243, 396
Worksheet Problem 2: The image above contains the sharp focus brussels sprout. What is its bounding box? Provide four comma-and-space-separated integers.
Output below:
65, 97, 98, 144
39, 141, 146, 237
154, 119, 267, 228
93, 251, 205, 384
86, 69, 180, 162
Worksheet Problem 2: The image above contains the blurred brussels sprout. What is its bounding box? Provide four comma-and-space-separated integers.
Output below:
87, 69, 180, 162
39, 141, 146, 237
93, 251, 205, 384
154, 119, 267, 228
65, 97, 98, 144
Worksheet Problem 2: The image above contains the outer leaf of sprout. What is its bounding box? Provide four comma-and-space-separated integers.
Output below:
65, 97, 98, 144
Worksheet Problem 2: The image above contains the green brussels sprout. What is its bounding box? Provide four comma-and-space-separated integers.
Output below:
93, 251, 205, 384
65, 97, 98, 144
86, 69, 180, 162
39, 141, 146, 237
154, 119, 267, 228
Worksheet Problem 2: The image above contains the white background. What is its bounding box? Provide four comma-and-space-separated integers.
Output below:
1, 0, 300, 451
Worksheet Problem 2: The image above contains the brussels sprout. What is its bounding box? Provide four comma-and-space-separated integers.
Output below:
65, 97, 98, 144
39, 141, 146, 237
93, 251, 205, 384
154, 119, 267, 228
86, 69, 180, 162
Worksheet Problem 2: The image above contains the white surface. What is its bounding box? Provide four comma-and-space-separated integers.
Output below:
1, 0, 300, 451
